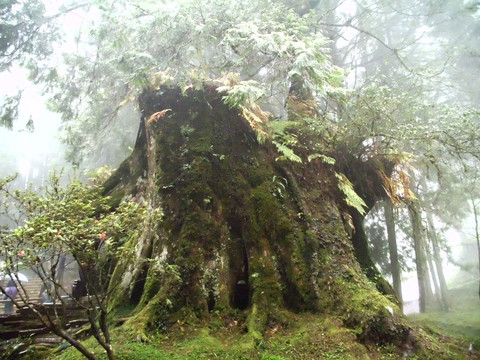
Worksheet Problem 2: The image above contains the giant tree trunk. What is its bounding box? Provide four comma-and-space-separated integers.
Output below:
103, 85, 415, 350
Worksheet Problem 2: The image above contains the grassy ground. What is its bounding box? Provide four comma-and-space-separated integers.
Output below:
408, 283, 480, 355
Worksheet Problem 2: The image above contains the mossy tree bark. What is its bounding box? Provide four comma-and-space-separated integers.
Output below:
104, 85, 415, 350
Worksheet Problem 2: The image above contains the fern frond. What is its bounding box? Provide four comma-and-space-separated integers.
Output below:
336, 173, 367, 215
272, 140, 302, 163
308, 153, 336, 165
217, 80, 265, 108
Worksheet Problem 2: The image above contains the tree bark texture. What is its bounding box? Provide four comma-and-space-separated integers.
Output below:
103, 85, 414, 348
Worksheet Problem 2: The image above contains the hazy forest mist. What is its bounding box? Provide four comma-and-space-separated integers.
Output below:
1, 1, 480, 359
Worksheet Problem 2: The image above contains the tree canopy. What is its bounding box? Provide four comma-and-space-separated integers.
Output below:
3, 0, 480, 175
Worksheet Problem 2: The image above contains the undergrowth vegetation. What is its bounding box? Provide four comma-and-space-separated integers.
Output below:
19, 303, 473, 360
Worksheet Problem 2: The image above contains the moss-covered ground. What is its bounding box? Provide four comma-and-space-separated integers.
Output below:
17, 300, 478, 360
22, 313, 384, 360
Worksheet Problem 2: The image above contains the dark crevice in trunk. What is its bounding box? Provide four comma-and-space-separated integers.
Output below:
207, 290, 216, 312
233, 280, 249, 310
130, 263, 149, 305
130, 241, 154, 305
229, 216, 251, 310
232, 245, 250, 310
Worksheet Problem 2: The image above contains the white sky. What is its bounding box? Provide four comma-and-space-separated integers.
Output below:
0, 68, 63, 183
0, 0, 95, 181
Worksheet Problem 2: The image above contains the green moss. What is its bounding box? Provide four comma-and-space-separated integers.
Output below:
108, 234, 139, 311
264, 313, 375, 359
137, 267, 162, 307
247, 303, 268, 343
189, 135, 213, 154
123, 264, 183, 340
282, 231, 317, 310
328, 274, 408, 345
105, 189, 126, 209
249, 185, 294, 241
178, 328, 223, 353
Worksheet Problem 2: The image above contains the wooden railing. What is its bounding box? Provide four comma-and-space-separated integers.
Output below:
0, 299, 91, 360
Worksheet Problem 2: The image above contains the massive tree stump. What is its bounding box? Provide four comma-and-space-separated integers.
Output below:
103, 84, 415, 352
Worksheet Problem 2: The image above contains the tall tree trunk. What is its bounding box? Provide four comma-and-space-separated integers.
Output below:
384, 199, 403, 305
469, 197, 480, 300
407, 200, 429, 313
426, 246, 442, 306
426, 214, 450, 311
423, 253, 436, 308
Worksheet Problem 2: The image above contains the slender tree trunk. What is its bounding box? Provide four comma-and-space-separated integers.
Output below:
384, 199, 403, 305
55, 253, 67, 285
431, 239, 450, 311
423, 251, 435, 308
407, 200, 428, 313
426, 247, 442, 305
88, 313, 115, 360
471, 197, 480, 300
426, 214, 450, 311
